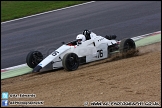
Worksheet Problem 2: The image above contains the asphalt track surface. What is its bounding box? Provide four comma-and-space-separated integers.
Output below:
1, 1, 161, 69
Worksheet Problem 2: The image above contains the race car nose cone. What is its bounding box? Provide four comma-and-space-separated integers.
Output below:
32, 65, 42, 72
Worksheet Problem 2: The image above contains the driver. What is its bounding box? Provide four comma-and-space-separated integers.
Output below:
76, 34, 86, 45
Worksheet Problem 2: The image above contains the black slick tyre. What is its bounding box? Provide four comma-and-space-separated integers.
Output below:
62, 53, 79, 71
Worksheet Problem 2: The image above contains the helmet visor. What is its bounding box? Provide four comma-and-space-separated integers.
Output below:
77, 39, 82, 42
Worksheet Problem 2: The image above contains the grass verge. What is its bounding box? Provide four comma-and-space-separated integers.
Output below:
1, 1, 87, 22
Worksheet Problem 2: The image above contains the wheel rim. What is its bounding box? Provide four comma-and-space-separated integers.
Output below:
67, 54, 78, 69
32, 52, 43, 65
124, 42, 134, 51
124, 42, 130, 51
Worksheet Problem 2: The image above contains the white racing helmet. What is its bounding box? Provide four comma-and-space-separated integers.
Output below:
76, 34, 86, 44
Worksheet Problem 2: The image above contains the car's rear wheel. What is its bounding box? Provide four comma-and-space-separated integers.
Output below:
119, 38, 136, 53
26, 51, 43, 68
62, 53, 79, 71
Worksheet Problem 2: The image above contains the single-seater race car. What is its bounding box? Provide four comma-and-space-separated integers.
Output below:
26, 30, 136, 72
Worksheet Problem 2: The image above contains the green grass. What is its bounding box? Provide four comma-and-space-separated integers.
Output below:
1, 1, 87, 22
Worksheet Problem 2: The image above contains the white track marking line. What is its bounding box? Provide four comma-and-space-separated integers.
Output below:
131, 31, 161, 41
1, 1, 96, 24
1, 64, 28, 71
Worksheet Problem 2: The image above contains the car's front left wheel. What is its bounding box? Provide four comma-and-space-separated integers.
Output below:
62, 53, 79, 71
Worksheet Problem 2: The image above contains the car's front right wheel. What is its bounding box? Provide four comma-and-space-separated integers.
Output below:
26, 51, 43, 68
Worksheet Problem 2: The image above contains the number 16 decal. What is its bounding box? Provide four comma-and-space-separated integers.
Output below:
97, 49, 103, 58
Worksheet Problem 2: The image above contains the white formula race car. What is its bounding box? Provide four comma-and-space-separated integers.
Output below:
26, 31, 136, 72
